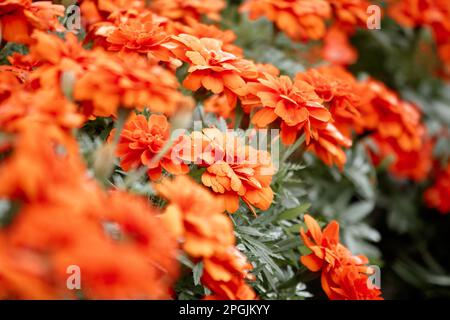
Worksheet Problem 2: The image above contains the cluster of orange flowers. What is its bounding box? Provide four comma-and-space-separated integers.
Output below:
240, 0, 376, 65
389, 0, 450, 77
0, 0, 264, 300
3, 0, 447, 300
300, 215, 383, 300
0, 122, 179, 299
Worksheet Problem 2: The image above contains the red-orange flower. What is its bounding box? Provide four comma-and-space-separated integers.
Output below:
0, 0, 64, 44
180, 128, 275, 214
357, 80, 429, 179
156, 176, 233, 257
0, 123, 179, 299
300, 214, 383, 300
240, 0, 331, 42
90, 12, 175, 64
249, 73, 331, 145
79, 0, 145, 26
74, 49, 187, 117
202, 247, 257, 300
156, 176, 257, 300
170, 34, 258, 108
109, 114, 189, 181
150, 0, 226, 22
170, 17, 243, 57
424, 162, 450, 214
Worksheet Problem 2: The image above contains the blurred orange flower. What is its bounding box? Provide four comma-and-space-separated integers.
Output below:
156, 176, 257, 299
300, 214, 383, 300
171, 17, 243, 57
0, 0, 64, 44
0, 124, 179, 299
109, 114, 189, 180
150, 0, 226, 22
424, 162, 450, 214
203, 247, 257, 300
74, 50, 186, 117
240, 0, 331, 42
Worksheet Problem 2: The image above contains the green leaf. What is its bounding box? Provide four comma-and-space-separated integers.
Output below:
277, 203, 311, 221
193, 262, 204, 286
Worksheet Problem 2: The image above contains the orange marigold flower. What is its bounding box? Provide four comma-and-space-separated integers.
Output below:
322, 25, 358, 65
150, 0, 226, 22
156, 176, 257, 300
156, 176, 233, 257
179, 128, 275, 214
249, 73, 331, 145
308, 123, 352, 170
361, 80, 423, 151
0, 0, 64, 44
328, 0, 373, 32
369, 133, 434, 181
79, 0, 145, 26
424, 162, 450, 214
300, 214, 383, 300
74, 50, 186, 117
109, 113, 189, 181
240, 0, 331, 42
91, 12, 175, 64
296, 65, 362, 137
202, 247, 257, 300
0, 87, 84, 134
171, 17, 243, 57
170, 34, 258, 107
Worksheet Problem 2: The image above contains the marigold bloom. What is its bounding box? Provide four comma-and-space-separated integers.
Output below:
171, 17, 243, 57
79, 0, 145, 26
308, 123, 352, 170
170, 34, 258, 108
150, 0, 226, 22
369, 134, 434, 181
74, 50, 186, 117
328, 0, 373, 32
240, 0, 331, 42
156, 176, 257, 299
296, 65, 362, 137
0, 0, 64, 44
249, 73, 331, 145
179, 129, 275, 214
322, 26, 358, 65
424, 162, 450, 214
202, 247, 257, 300
91, 12, 175, 63
300, 214, 383, 300
156, 176, 234, 257
0, 88, 84, 134
356, 80, 430, 180
109, 114, 189, 181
